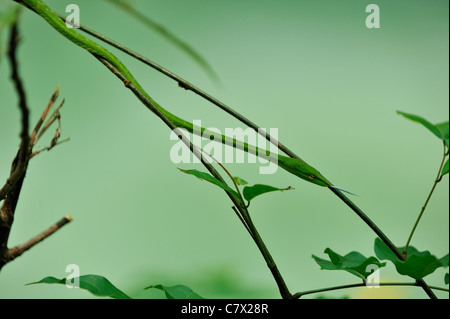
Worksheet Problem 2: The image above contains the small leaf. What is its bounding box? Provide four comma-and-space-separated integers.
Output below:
373, 238, 399, 264
436, 122, 449, 148
445, 273, 449, 285
178, 168, 240, 200
397, 111, 444, 140
233, 176, 248, 186
243, 184, 292, 202
435, 121, 449, 139
374, 238, 448, 280
441, 254, 449, 268
27, 275, 131, 299
144, 284, 204, 299
312, 248, 386, 280
441, 159, 449, 178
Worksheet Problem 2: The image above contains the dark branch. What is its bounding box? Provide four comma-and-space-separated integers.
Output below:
0, 17, 71, 272
0, 18, 31, 270
7, 215, 73, 262
0, 16, 30, 203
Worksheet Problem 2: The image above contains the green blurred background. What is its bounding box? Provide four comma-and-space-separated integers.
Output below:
0, 0, 448, 299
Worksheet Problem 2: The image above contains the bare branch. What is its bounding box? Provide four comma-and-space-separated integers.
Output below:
0, 18, 71, 271
7, 215, 73, 262
35, 98, 65, 143
29, 84, 59, 145
31, 137, 70, 158
0, 17, 30, 203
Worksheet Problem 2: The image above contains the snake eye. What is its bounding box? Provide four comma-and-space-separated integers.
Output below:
308, 174, 316, 181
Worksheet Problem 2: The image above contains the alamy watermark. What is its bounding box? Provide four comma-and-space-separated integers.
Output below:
365, 264, 380, 288
65, 263, 80, 288
65, 4, 80, 29
169, 120, 279, 175
366, 4, 380, 29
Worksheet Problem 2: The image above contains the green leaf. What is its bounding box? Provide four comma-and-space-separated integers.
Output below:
373, 238, 399, 264
312, 248, 386, 280
374, 238, 448, 280
27, 275, 131, 299
441, 159, 449, 178
233, 176, 248, 186
445, 273, 449, 285
397, 111, 444, 140
243, 184, 292, 202
178, 168, 240, 200
144, 284, 204, 299
435, 121, 449, 139
436, 122, 449, 148
441, 254, 449, 267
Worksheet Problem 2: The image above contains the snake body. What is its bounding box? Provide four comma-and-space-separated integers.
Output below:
22, 0, 331, 188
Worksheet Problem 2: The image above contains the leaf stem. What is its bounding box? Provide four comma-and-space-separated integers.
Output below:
293, 281, 448, 298
201, 151, 246, 205
403, 141, 448, 256
329, 186, 404, 260
243, 211, 293, 299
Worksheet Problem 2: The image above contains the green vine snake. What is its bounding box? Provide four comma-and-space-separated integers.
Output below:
19, 0, 335, 188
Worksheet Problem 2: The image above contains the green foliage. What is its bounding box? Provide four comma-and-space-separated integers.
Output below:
243, 184, 292, 202
445, 273, 449, 285
435, 122, 450, 148
441, 159, 449, 178
374, 238, 449, 280
233, 176, 248, 186
27, 275, 131, 299
144, 284, 204, 299
178, 168, 240, 200
179, 169, 292, 204
312, 248, 386, 281
397, 111, 449, 147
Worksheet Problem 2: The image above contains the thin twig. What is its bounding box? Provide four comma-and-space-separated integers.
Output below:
195, 149, 253, 236
403, 141, 448, 255
293, 281, 448, 299
231, 206, 254, 239
7, 215, 73, 261
30, 138, 70, 158
35, 98, 65, 143
29, 84, 59, 145
328, 186, 437, 299
329, 187, 403, 259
